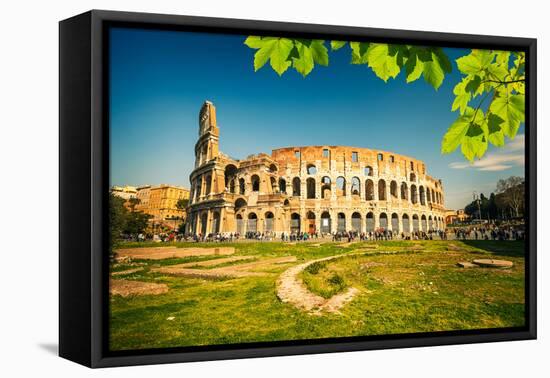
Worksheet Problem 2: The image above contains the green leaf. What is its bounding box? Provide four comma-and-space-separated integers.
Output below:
487, 63, 509, 81
253, 39, 278, 71
244, 36, 264, 49
456, 50, 495, 76
415, 48, 433, 62
310, 40, 329, 66
451, 79, 471, 114
350, 42, 370, 64
388, 45, 409, 67
461, 133, 487, 161
292, 41, 314, 77
456, 54, 482, 75
422, 52, 445, 90
366, 43, 401, 82
404, 53, 424, 83
433, 48, 452, 73
464, 75, 481, 93
441, 114, 471, 154
487, 113, 505, 147
331, 41, 346, 50
495, 50, 511, 65
268, 38, 294, 75
489, 92, 525, 138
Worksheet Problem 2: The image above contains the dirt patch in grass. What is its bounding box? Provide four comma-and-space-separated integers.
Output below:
112, 268, 144, 276
116, 246, 235, 260
153, 256, 297, 279
177, 255, 255, 268
110, 279, 168, 297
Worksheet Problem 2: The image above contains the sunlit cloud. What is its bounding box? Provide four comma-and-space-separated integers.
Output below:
449, 134, 525, 172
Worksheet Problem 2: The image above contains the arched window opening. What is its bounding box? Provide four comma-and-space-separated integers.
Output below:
247, 212, 258, 232
212, 211, 220, 233
306, 177, 316, 199
336, 177, 346, 197
378, 179, 387, 201
379, 213, 388, 230
365, 166, 373, 176
290, 213, 301, 233
235, 198, 247, 211
421, 214, 427, 231
411, 185, 418, 204
321, 211, 331, 233
412, 214, 420, 232
251, 175, 260, 192
419, 186, 426, 205
307, 164, 317, 175
401, 182, 408, 200
390, 180, 398, 199
292, 177, 301, 197
306, 211, 316, 234
236, 214, 244, 234
265, 211, 274, 232
224, 164, 238, 190
321, 176, 331, 199
351, 177, 361, 197
366, 212, 375, 232
337, 213, 346, 232
239, 178, 245, 195
279, 178, 287, 194
204, 175, 212, 195
365, 179, 375, 200
351, 212, 362, 232
391, 213, 399, 232
402, 214, 410, 233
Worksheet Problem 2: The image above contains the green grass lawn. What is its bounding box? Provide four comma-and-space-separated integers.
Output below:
109, 240, 525, 351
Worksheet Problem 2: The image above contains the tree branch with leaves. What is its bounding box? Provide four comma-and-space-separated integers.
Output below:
244, 37, 525, 162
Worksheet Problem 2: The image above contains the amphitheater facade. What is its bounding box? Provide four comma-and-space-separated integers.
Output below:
186, 101, 446, 236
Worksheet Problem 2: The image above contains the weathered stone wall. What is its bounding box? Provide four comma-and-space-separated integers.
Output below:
186, 102, 446, 236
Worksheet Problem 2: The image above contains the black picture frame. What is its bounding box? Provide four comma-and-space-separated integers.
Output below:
59, 9, 537, 368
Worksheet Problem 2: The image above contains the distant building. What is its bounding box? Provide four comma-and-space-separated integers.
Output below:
445, 209, 469, 224
136, 184, 190, 222
111, 185, 138, 200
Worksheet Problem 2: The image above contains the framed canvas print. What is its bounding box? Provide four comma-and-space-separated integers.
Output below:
59, 10, 537, 368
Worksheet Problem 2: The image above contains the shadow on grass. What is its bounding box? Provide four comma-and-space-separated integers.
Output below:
460, 240, 525, 258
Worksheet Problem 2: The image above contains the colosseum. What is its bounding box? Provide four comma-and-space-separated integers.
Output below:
186, 101, 446, 237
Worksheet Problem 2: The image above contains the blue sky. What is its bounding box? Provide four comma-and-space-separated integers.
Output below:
109, 27, 524, 210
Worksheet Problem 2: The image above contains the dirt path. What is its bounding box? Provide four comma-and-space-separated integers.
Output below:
276, 253, 363, 315
153, 256, 297, 279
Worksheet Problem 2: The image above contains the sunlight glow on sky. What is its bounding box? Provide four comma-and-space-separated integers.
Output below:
109, 27, 525, 210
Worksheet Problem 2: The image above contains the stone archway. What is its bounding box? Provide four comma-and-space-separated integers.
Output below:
402, 214, 410, 234
391, 213, 399, 232
351, 212, 362, 232
321, 211, 331, 233
379, 213, 388, 230
366, 212, 375, 232
306, 211, 316, 234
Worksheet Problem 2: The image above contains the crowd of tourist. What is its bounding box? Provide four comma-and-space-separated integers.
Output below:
142, 222, 524, 243
449, 224, 525, 241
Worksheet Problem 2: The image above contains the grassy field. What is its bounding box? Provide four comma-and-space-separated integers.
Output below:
109, 240, 525, 351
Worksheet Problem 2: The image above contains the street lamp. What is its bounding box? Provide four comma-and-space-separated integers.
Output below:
473, 191, 481, 222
